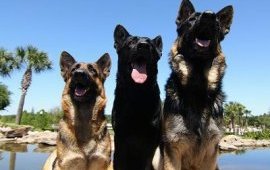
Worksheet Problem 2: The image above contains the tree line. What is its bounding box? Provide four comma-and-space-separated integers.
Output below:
0, 108, 114, 131
224, 101, 270, 132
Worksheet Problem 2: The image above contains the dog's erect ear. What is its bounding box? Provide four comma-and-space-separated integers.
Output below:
152, 35, 163, 57
176, 0, 195, 25
60, 51, 76, 82
217, 5, 233, 39
114, 24, 130, 51
96, 53, 111, 81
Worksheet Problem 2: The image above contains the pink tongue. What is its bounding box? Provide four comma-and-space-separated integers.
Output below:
131, 63, 147, 84
75, 87, 87, 96
195, 38, 211, 47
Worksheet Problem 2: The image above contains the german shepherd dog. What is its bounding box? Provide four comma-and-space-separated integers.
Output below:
160, 0, 233, 169
43, 51, 111, 170
112, 25, 163, 170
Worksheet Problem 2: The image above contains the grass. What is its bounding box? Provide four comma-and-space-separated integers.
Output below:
0, 122, 32, 129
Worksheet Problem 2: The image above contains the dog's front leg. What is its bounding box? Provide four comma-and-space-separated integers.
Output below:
57, 151, 86, 170
160, 144, 182, 170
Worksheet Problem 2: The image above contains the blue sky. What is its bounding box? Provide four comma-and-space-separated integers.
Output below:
0, 0, 269, 116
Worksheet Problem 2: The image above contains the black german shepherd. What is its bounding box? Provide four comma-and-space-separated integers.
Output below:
160, 0, 233, 169
112, 24, 163, 170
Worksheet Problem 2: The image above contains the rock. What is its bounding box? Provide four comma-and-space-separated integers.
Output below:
0, 126, 12, 133
219, 141, 238, 151
241, 139, 256, 147
220, 135, 242, 143
4, 126, 32, 138
17, 131, 57, 145
219, 135, 270, 151
0, 138, 16, 143
0, 132, 4, 139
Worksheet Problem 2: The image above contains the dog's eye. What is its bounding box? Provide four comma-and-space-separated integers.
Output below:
88, 65, 97, 76
71, 67, 76, 73
128, 37, 138, 46
71, 64, 80, 73
128, 40, 135, 46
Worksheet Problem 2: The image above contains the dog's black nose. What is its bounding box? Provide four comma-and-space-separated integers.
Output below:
201, 11, 216, 20
137, 42, 150, 51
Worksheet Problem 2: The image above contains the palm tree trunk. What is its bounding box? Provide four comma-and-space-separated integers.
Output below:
15, 91, 27, 124
245, 114, 248, 128
15, 68, 32, 124
239, 115, 242, 128
231, 117, 235, 134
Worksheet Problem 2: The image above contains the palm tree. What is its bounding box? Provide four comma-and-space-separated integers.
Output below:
244, 109, 251, 128
224, 102, 246, 134
235, 103, 245, 128
15, 45, 52, 124
224, 102, 237, 133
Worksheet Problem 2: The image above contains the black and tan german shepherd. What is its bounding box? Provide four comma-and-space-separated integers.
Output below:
160, 0, 233, 169
43, 51, 111, 170
112, 25, 163, 170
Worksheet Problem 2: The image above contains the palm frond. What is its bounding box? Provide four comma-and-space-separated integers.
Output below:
0, 48, 17, 77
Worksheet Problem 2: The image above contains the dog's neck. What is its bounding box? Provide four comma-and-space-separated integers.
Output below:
62, 93, 107, 144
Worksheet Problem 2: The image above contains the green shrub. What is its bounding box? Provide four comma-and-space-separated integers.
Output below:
243, 129, 270, 140
0, 83, 11, 110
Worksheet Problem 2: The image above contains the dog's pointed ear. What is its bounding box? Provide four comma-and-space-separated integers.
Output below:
96, 53, 111, 81
176, 0, 195, 25
114, 24, 130, 51
217, 5, 233, 39
152, 35, 163, 57
60, 51, 76, 82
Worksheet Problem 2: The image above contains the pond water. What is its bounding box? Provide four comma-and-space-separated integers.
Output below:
0, 143, 53, 170
0, 144, 270, 170
218, 148, 270, 170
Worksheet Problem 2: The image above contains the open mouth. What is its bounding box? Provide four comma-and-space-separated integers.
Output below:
195, 38, 211, 48
131, 62, 148, 84
74, 84, 89, 97
74, 84, 88, 97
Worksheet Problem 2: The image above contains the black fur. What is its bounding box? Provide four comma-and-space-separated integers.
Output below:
112, 24, 162, 170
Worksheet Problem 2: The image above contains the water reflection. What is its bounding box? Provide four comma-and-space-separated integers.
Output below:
33, 144, 55, 153
0, 143, 27, 152
0, 143, 54, 170
234, 149, 247, 155
9, 152, 16, 170
0, 152, 3, 160
220, 149, 247, 155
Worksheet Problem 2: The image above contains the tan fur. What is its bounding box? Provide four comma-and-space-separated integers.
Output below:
43, 56, 111, 170
159, 115, 221, 170
206, 54, 226, 91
